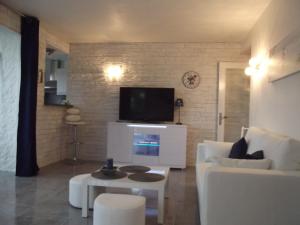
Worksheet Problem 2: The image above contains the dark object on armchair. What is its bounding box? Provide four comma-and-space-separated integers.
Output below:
245, 150, 264, 160
229, 137, 248, 159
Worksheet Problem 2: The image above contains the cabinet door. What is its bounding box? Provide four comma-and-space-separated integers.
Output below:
107, 123, 133, 163
159, 127, 187, 168
130, 127, 160, 166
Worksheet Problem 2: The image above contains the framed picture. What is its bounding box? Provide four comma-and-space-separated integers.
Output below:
269, 30, 300, 82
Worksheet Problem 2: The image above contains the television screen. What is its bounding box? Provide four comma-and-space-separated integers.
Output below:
119, 87, 174, 122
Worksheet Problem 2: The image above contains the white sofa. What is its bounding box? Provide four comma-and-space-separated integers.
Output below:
196, 127, 300, 225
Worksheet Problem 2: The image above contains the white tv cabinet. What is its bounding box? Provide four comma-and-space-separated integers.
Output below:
107, 122, 187, 168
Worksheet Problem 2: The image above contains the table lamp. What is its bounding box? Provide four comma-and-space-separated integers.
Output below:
175, 98, 184, 125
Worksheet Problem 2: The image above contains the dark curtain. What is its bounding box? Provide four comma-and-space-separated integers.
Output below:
16, 16, 39, 177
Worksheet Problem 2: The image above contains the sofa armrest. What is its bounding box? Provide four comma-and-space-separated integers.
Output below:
201, 167, 300, 225
197, 143, 207, 164
196, 141, 233, 165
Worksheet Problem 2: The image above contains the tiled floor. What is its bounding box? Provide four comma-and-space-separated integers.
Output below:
0, 161, 200, 225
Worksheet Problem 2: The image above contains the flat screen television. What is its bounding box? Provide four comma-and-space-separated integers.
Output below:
119, 87, 174, 122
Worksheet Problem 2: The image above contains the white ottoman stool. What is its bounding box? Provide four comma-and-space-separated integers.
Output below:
93, 193, 145, 225
69, 173, 102, 209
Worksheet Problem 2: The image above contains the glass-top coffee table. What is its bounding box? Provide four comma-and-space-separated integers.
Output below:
81, 164, 170, 224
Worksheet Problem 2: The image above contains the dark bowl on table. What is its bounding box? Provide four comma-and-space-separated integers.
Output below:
101, 168, 117, 176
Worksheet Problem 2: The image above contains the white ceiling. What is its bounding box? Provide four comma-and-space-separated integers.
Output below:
2, 0, 272, 43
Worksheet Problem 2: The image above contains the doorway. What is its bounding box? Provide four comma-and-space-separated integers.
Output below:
217, 62, 250, 142
44, 45, 68, 106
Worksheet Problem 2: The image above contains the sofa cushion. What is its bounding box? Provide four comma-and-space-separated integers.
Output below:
203, 140, 233, 161
219, 158, 272, 170
229, 138, 248, 159
245, 150, 264, 160
246, 127, 300, 170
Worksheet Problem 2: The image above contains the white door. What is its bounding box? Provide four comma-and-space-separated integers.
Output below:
217, 62, 250, 142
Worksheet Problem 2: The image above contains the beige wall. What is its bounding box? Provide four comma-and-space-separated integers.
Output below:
0, 4, 69, 168
69, 43, 248, 165
249, 0, 300, 140
0, 5, 20, 32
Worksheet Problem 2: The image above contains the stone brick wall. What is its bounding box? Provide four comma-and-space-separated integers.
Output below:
0, 4, 69, 169
37, 28, 69, 167
69, 43, 248, 166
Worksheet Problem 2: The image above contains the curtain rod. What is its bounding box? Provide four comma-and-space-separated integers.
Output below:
1, 2, 26, 17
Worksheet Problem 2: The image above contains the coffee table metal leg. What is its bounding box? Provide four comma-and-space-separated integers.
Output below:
82, 182, 89, 217
158, 188, 165, 224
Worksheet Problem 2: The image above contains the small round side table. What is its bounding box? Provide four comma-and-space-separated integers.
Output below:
66, 121, 86, 164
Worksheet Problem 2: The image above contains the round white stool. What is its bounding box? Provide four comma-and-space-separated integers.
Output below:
93, 193, 145, 225
69, 174, 101, 209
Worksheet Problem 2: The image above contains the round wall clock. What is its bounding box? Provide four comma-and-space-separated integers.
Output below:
182, 71, 200, 89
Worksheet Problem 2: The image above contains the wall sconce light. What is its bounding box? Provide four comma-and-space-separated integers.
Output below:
244, 56, 269, 77
104, 64, 124, 81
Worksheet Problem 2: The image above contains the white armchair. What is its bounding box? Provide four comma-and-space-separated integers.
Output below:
196, 127, 300, 225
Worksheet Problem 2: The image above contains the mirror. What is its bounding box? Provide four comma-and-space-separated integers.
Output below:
44, 45, 68, 106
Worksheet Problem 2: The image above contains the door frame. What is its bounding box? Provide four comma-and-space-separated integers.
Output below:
217, 62, 248, 141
